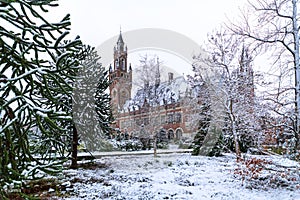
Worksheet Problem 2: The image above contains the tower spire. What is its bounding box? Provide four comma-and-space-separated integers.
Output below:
110, 29, 132, 111
116, 28, 124, 50
155, 56, 160, 87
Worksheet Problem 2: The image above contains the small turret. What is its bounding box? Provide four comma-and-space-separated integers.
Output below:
129, 63, 132, 71
109, 64, 112, 72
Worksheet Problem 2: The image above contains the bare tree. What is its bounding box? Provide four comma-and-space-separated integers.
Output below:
130, 55, 165, 156
134, 54, 163, 90
192, 28, 258, 160
229, 0, 300, 154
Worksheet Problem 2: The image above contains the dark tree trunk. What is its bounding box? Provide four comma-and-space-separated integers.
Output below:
70, 125, 78, 169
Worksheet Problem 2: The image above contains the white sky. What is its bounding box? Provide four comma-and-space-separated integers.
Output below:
53, 0, 248, 76
56, 0, 246, 46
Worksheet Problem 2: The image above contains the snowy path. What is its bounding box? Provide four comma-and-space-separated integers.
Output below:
58, 153, 300, 200
77, 148, 192, 159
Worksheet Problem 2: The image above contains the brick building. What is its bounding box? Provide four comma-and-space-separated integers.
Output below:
109, 31, 203, 139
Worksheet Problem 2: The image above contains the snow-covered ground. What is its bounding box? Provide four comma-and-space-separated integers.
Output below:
56, 153, 300, 200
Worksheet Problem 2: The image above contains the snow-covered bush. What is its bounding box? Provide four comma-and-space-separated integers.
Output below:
234, 157, 300, 190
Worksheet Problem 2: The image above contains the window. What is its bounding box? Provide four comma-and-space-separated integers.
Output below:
144, 117, 149, 125
154, 116, 159, 125
175, 129, 183, 139
136, 118, 142, 126
168, 130, 174, 139
175, 113, 182, 123
122, 59, 125, 70
168, 114, 173, 124
161, 115, 166, 125
120, 90, 128, 106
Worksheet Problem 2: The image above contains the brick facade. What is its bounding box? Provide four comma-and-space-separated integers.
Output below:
109, 31, 200, 139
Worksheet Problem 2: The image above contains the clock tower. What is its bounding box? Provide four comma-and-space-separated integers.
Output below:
109, 30, 132, 113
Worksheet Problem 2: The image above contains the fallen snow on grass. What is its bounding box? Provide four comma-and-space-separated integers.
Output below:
58, 153, 300, 200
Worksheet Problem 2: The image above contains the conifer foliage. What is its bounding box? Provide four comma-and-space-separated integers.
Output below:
191, 103, 211, 155
0, 0, 84, 196
73, 45, 112, 152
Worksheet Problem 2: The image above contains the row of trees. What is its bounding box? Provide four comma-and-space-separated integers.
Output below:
191, 0, 299, 160
0, 0, 111, 197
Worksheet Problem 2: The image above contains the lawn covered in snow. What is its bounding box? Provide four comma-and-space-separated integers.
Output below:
56, 153, 299, 200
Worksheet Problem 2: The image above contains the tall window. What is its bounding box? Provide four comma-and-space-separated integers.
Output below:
175, 113, 182, 123
161, 115, 166, 125
176, 129, 182, 139
168, 114, 173, 124
115, 59, 119, 68
144, 117, 149, 125
122, 58, 125, 70
120, 90, 128, 106
113, 90, 117, 98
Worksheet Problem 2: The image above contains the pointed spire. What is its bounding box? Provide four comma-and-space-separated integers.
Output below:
155, 56, 160, 87
239, 44, 252, 74
116, 28, 124, 51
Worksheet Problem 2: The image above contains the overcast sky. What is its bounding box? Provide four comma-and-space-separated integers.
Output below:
56, 0, 246, 46
53, 0, 248, 77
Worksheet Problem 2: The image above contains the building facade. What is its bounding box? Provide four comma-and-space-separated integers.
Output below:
109, 31, 203, 139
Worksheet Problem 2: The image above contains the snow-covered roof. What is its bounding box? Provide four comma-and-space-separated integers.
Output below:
123, 76, 195, 112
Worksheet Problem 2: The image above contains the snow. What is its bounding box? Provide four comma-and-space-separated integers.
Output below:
36, 111, 48, 118
269, 155, 300, 168
123, 76, 196, 111
8, 68, 47, 81
31, 106, 53, 113
55, 153, 300, 200
0, 117, 17, 133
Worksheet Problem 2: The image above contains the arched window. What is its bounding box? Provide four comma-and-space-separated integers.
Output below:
168, 129, 174, 140
120, 90, 128, 106
115, 59, 119, 68
122, 58, 125, 70
113, 90, 117, 98
175, 129, 183, 140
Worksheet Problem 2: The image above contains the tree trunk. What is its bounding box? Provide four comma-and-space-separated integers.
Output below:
229, 99, 241, 161
70, 125, 78, 169
232, 119, 241, 161
153, 133, 157, 157
293, 0, 300, 150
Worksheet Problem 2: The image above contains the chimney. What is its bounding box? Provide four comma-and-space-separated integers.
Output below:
168, 72, 173, 84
